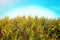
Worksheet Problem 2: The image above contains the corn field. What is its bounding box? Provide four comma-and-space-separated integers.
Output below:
0, 16, 60, 40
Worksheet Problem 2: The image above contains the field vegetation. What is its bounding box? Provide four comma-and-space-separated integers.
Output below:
0, 16, 60, 40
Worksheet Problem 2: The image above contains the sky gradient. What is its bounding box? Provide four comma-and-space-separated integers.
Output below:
0, 0, 60, 18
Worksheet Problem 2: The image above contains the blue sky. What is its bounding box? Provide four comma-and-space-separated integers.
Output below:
0, 0, 60, 18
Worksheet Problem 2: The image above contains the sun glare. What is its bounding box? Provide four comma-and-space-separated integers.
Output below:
3, 6, 57, 18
